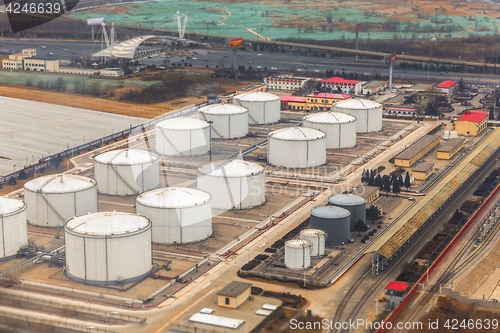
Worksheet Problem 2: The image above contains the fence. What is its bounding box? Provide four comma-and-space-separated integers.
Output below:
441, 287, 500, 308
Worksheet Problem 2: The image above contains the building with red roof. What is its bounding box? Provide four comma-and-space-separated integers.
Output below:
305, 92, 351, 111
437, 80, 458, 98
455, 110, 489, 136
280, 95, 306, 111
319, 77, 362, 94
385, 281, 410, 310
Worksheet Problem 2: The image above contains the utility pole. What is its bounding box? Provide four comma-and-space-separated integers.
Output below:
354, 23, 361, 62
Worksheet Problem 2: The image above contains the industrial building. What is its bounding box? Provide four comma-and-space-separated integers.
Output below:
64, 211, 152, 285
328, 194, 366, 230
358, 186, 380, 204
393, 135, 441, 167
197, 159, 265, 210
197, 104, 249, 139
2, 49, 60, 72
285, 239, 312, 270
455, 110, 488, 136
94, 149, 160, 196
268, 127, 326, 168
305, 93, 351, 111
411, 162, 434, 181
264, 76, 312, 92
0, 196, 28, 260
136, 187, 212, 244
437, 138, 464, 160
385, 281, 410, 310
217, 281, 252, 309
24, 174, 98, 227
361, 80, 388, 96
302, 112, 357, 149
309, 206, 351, 246
333, 98, 382, 133
319, 77, 362, 94
156, 117, 211, 156
232, 91, 280, 124
386, 106, 419, 116
280, 96, 306, 111
436, 80, 458, 98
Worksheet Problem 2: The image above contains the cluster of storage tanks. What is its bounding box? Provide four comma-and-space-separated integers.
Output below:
283, 193, 366, 271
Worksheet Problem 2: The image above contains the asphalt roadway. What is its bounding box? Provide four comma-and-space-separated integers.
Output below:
1, 39, 500, 86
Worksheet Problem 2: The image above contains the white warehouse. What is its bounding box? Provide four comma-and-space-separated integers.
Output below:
197, 159, 265, 210
268, 127, 326, 168
24, 174, 98, 227
197, 104, 249, 139
156, 117, 211, 156
64, 211, 152, 285
94, 149, 160, 196
136, 187, 212, 244
232, 91, 280, 124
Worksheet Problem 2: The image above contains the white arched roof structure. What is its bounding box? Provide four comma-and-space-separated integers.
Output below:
92, 35, 157, 59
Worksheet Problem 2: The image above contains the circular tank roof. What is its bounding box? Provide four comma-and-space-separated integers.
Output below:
0, 196, 26, 216
311, 206, 350, 219
269, 127, 326, 141
328, 194, 366, 206
303, 112, 356, 124
157, 116, 210, 130
285, 239, 311, 248
198, 159, 264, 177
334, 98, 381, 110
24, 174, 96, 193
94, 149, 159, 165
300, 228, 326, 237
65, 212, 150, 236
198, 104, 248, 115
233, 91, 280, 102
136, 187, 211, 208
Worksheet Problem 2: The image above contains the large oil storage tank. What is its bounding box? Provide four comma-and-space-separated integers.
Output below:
0, 197, 28, 260
64, 211, 152, 285
309, 206, 350, 247
197, 159, 265, 210
299, 229, 326, 257
197, 104, 249, 139
94, 149, 160, 196
328, 194, 366, 231
24, 174, 97, 228
284, 239, 312, 270
302, 112, 357, 149
136, 187, 212, 244
232, 91, 280, 124
333, 98, 382, 133
268, 127, 326, 168
156, 117, 211, 156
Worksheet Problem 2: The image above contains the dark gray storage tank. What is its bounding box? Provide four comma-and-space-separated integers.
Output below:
309, 206, 350, 247
328, 194, 366, 231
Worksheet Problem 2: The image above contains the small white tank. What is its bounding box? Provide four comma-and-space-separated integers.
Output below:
284, 239, 312, 270
443, 131, 450, 140
299, 229, 326, 257
450, 131, 459, 139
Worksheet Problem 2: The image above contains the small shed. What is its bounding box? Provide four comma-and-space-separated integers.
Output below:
385, 281, 410, 310
412, 163, 434, 181
217, 281, 252, 309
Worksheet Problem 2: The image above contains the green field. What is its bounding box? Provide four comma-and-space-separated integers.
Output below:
69, 0, 500, 40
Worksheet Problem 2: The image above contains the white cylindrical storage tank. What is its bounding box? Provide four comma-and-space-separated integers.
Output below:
310, 206, 350, 247
232, 91, 280, 124
24, 174, 97, 228
197, 159, 265, 210
0, 197, 28, 260
156, 117, 211, 156
94, 149, 160, 196
197, 104, 249, 139
284, 239, 311, 270
450, 131, 458, 139
136, 187, 212, 244
444, 131, 450, 140
268, 127, 326, 168
64, 211, 152, 285
328, 194, 366, 231
299, 228, 326, 258
333, 98, 382, 133
303, 112, 357, 149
